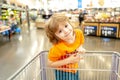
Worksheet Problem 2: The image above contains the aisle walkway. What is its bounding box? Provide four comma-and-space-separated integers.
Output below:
0, 24, 50, 80
0, 24, 120, 80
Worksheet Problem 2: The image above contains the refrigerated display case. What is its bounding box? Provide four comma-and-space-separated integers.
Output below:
83, 22, 99, 36
99, 23, 119, 38
119, 26, 120, 38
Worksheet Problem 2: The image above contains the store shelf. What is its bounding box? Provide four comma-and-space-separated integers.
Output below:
1, 7, 8, 20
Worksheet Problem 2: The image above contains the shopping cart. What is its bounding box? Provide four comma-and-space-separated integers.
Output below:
8, 51, 120, 80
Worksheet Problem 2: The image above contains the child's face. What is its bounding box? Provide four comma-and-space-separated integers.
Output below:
55, 22, 74, 42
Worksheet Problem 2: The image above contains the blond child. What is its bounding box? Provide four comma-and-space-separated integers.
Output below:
45, 13, 85, 80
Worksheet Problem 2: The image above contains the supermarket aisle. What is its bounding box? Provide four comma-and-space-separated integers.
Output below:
0, 25, 50, 80
0, 25, 120, 80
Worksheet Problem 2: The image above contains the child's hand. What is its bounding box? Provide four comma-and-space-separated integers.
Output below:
76, 46, 86, 59
67, 54, 81, 64
76, 46, 86, 54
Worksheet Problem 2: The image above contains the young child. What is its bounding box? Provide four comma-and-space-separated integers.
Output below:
45, 13, 85, 80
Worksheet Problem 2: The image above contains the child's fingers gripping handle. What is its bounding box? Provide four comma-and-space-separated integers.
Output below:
68, 54, 80, 64
76, 52, 84, 60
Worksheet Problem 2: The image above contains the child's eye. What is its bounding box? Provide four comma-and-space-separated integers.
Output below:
65, 25, 67, 28
59, 30, 62, 33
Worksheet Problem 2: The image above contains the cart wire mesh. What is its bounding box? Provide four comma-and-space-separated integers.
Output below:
7, 51, 120, 80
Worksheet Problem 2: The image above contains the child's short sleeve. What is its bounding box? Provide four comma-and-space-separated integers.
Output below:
48, 47, 61, 62
75, 29, 84, 45
79, 30, 84, 44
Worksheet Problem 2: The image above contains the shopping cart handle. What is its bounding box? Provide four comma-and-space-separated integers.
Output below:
86, 51, 120, 55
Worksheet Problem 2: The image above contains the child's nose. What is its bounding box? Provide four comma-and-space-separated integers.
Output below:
63, 28, 68, 33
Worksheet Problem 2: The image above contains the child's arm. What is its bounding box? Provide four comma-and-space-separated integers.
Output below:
48, 54, 80, 68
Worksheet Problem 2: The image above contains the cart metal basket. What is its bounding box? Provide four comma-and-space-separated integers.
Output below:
8, 51, 120, 80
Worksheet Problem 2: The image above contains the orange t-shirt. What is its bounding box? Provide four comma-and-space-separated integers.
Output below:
48, 29, 84, 73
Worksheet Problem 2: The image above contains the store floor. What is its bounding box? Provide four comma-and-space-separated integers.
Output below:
0, 24, 120, 80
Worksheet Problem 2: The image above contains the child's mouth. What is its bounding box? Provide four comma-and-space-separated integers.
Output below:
65, 31, 71, 37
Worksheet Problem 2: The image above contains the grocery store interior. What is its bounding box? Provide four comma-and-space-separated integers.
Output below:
0, 0, 120, 80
